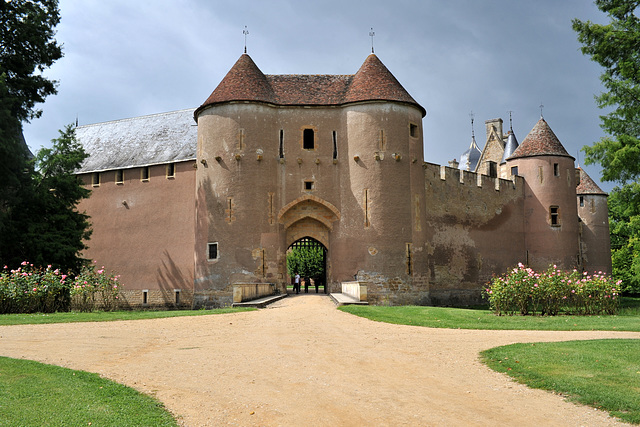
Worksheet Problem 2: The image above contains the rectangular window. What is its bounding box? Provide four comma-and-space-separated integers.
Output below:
363, 189, 370, 228
550, 206, 560, 226
92, 172, 100, 187
553, 163, 559, 176
141, 166, 150, 181
115, 169, 124, 184
409, 123, 418, 138
166, 163, 175, 178
579, 196, 584, 207
208, 242, 219, 260
510, 166, 518, 176
303, 128, 315, 150
174, 290, 180, 305
142, 290, 148, 305
304, 180, 314, 191
406, 243, 413, 275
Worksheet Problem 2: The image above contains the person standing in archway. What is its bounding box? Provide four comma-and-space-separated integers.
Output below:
294, 273, 300, 294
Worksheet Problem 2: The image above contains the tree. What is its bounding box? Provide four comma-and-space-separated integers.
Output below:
573, 0, 640, 293
0, 1, 92, 272
286, 245, 325, 281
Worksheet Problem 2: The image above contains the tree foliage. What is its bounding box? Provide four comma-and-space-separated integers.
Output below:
607, 183, 640, 292
0, 1, 91, 272
286, 245, 325, 280
574, 1, 640, 293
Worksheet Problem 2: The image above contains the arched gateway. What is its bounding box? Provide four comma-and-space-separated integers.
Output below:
278, 195, 339, 293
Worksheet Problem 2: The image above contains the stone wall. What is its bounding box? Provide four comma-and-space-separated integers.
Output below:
421, 163, 526, 305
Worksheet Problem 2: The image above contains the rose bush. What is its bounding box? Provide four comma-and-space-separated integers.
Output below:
0, 261, 122, 313
484, 264, 620, 316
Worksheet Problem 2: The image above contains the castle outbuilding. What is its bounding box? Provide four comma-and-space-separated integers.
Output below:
75, 53, 611, 308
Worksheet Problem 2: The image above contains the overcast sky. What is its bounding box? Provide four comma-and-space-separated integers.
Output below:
22, 0, 614, 190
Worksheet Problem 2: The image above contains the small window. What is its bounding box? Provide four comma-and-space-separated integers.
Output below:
115, 169, 124, 184
303, 128, 315, 150
166, 163, 175, 178
579, 196, 584, 207
304, 181, 314, 191
174, 290, 180, 305
409, 123, 418, 138
92, 172, 100, 187
141, 167, 150, 181
208, 242, 219, 260
510, 166, 518, 176
553, 163, 559, 177
550, 206, 560, 226
142, 290, 148, 305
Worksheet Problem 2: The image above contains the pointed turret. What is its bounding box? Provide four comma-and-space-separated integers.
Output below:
345, 54, 426, 116
459, 136, 481, 171
500, 131, 519, 164
508, 118, 573, 160
576, 167, 607, 195
195, 54, 276, 117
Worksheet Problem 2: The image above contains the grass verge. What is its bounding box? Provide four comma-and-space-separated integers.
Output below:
0, 356, 178, 426
480, 339, 640, 424
338, 297, 640, 331
0, 307, 256, 326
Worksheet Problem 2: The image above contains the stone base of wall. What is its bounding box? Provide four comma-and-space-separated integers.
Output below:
428, 289, 483, 307
117, 289, 193, 310
193, 288, 234, 309
233, 283, 275, 303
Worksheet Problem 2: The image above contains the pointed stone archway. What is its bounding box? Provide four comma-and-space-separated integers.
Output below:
278, 195, 340, 248
278, 195, 340, 291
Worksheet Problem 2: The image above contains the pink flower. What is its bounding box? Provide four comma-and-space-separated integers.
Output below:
21, 261, 27, 266
32, 288, 37, 292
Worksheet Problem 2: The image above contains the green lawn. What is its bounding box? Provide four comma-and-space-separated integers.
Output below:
0, 356, 178, 426
0, 307, 255, 326
338, 297, 640, 331
481, 339, 640, 424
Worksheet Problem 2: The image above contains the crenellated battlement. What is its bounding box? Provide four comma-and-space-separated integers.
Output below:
423, 161, 522, 194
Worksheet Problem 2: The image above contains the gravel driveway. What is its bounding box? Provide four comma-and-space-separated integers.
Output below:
1, 294, 638, 426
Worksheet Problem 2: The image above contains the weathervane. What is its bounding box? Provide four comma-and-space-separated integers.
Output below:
369, 27, 375, 53
507, 110, 513, 131
243, 26, 249, 54
469, 110, 475, 139
539, 103, 544, 118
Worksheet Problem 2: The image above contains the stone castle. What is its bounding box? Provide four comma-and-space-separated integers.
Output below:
75, 53, 611, 308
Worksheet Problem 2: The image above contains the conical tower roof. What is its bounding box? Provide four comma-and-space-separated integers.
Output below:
459, 136, 481, 171
344, 54, 426, 116
500, 130, 519, 164
576, 167, 607, 195
507, 118, 574, 160
196, 54, 276, 115
195, 53, 426, 118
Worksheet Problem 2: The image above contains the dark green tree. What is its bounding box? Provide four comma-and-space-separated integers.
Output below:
573, 0, 640, 292
286, 245, 325, 280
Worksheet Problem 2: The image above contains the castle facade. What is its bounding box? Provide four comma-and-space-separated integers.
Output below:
75, 53, 611, 308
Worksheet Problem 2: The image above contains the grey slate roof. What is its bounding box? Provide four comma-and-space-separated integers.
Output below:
76, 109, 197, 173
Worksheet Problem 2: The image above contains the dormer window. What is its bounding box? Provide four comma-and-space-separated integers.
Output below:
303, 128, 315, 150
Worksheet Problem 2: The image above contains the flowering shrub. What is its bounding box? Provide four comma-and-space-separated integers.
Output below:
70, 264, 121, 312
0, 263, 70, 313
484, 263, 620, 316
0, 261, 122, 314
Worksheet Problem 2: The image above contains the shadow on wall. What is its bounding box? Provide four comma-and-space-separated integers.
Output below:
155, 249, 194, 308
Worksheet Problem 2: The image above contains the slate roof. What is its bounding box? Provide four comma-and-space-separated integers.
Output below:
196, 54, 425, 117
500, 131, 519, 164
459, 136, 481, 171
576, 167, 607, 195
76, 109, 197, 173
508, 118, 574, 160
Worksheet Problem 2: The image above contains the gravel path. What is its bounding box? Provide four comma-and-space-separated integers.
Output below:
1, 294, 638, 426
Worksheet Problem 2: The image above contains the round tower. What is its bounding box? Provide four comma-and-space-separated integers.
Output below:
506, 118, 579, 270
576, 167, 611, 273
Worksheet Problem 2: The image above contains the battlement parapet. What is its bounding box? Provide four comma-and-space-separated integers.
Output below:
423, 162, 522, 193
